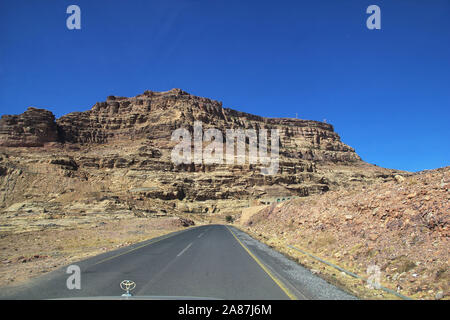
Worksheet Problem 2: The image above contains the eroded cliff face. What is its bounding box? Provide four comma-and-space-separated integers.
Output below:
0, 107, 59, 147
0, 89, 401, 217
56, 89, 359, 161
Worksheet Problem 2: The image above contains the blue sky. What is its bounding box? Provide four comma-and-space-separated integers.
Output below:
0, 0, 449, 172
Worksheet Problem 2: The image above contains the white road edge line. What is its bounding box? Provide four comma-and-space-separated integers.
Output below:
177, 242, 193, 257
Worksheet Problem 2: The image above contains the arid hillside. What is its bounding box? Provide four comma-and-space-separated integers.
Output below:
241, 167, 449, 300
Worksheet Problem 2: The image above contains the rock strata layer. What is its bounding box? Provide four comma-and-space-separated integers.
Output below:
0, 107, 59, 147
0, 89, 403, 216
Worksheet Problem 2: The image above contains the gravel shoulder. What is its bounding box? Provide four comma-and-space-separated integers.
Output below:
229, 226, 357, 300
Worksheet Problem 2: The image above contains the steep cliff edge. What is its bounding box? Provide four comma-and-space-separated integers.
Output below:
0, 107, 60, 147
2, 89, 360, 162
0, 89, 402, 216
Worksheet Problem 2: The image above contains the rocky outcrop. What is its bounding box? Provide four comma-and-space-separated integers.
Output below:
54, 89, 360, 163
0, 89, 402, 215
0, 107, 59, 147
0, 89, 360, 163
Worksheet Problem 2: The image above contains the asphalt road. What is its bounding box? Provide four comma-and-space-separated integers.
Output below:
0, 225, 356, 300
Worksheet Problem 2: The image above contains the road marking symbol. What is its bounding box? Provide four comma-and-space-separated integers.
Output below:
226, 226, 300, 300
177, 242, 193, 257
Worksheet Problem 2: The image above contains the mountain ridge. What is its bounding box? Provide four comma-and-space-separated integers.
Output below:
0, 89, 403, 217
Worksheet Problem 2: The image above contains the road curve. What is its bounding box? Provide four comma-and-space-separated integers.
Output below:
0, 225, 356, 300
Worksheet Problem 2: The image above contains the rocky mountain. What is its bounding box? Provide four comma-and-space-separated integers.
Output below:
0, 89, 403, 217
1, 89, 446, 299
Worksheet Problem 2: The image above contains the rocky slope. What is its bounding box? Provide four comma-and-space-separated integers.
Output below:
241, 167, 449, 300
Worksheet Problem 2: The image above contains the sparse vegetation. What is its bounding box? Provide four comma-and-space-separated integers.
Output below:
225, 215, 234, 223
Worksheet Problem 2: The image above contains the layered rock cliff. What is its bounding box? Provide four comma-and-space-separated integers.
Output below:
0, 107, 59, 147
0, 89, 402, 216
1, 89, 360, 161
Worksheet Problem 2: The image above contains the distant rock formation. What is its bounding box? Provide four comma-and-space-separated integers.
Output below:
1, 89, 361, 163
0, 89, 399, 215
0, 107, 59, 147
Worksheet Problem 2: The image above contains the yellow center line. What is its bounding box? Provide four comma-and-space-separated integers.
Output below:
226, 226, 300, 300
